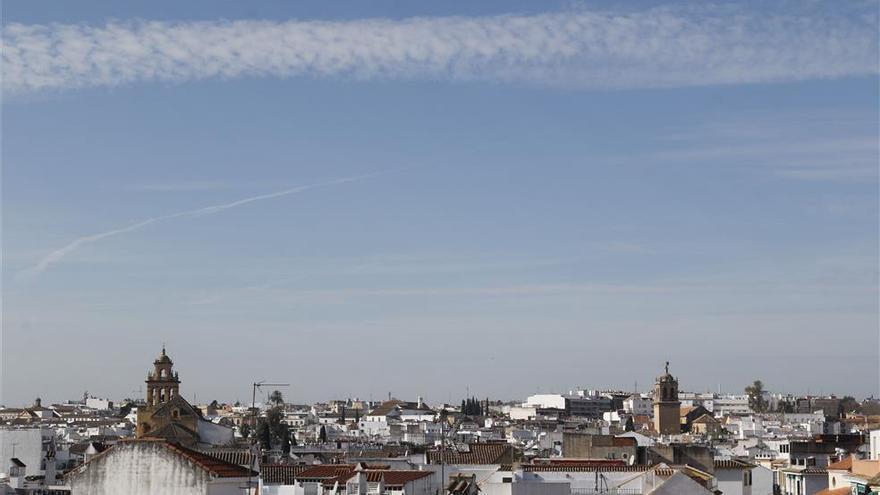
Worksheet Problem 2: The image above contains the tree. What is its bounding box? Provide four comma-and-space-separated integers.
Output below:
624, 416, 635, 432
240, 422, 252, 439
839, 396, 859, 417
861, 400, 880, 416
254, 405, 290, 452
257, 421, 272, 450
269, 390, 284, 407
778, 400, 795, 413
281, 429, 291, 456
745, 380, 767, 413
355, 408, 360, 423
318, 425, 328, 443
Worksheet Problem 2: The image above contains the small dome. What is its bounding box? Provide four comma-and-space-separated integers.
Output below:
656, 361, 676, 383
154, 346, 173, 364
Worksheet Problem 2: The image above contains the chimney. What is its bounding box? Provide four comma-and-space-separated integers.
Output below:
355, 464, 368, 495
8, 459, 25, 490
418, 396, 424, 409
43, 456, 57, 487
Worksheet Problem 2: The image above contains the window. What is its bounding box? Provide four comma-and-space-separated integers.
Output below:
502, 477, 512, 484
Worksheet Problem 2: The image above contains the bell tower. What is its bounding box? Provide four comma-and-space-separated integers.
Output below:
136, 346, 200, 444
145, 346, 180, 407
653, 361, 681, 435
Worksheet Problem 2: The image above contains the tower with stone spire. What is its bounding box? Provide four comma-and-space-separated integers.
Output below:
145, 346, 180, 407
652, 361, 681, 435
136, 346, 200, 443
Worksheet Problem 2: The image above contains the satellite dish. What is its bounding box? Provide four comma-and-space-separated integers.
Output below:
628, 455, 636, 466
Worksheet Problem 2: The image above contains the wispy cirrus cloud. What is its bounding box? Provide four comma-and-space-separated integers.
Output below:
2, 4, 877, 94
637, 112, 880, 181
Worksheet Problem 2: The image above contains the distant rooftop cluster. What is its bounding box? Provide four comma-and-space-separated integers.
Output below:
1, 349, 878, 495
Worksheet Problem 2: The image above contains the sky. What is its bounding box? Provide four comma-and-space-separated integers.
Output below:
1, 0, 878, 407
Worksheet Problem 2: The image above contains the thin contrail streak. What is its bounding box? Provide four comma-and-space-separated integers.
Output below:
23, 171, 391, 277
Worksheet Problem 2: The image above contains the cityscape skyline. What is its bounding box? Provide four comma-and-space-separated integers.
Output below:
1, 347, 874, 409
2, 0, 878, 406
1, 2, 878, 495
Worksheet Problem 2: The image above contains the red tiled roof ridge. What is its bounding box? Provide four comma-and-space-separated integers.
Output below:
827, 455, 854, 471
161, 441, 256, 478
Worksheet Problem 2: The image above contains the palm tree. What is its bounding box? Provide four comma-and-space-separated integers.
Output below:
269, 390, 284, 407
745, 380, 767, 413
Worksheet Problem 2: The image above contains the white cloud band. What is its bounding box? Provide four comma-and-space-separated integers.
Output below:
3, 5, 877, 94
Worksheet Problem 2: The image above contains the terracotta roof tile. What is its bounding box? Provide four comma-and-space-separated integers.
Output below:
361, 470, 433, 487
828, 455, 853, 471
199, 448, 254, 467
714, 459, 755, 470
427, 443, 512, 465
815, 488, 851, 495
163, 441, 256, 478
262, 464, 309, 485
296, 464, 357, 481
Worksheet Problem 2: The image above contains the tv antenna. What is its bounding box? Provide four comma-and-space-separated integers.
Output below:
245, 380, 289, 493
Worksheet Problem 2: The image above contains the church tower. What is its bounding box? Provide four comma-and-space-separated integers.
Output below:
653, 361, 680, 435
136, 347, 200, 445
145, 346, 180, 407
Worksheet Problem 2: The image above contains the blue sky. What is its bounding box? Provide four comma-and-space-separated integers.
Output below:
2, 0, 878, 406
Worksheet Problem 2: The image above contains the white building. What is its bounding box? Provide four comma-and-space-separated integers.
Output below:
870, 429, 880, 460
66, 439, 254, 495
623, 395, 653, 417
84, 397, 114, 410
508, 406, 538, 421
0, 428, 51, 477
714, 459, 754, 495
714, 396, 752, 416
524, 394, 566, 410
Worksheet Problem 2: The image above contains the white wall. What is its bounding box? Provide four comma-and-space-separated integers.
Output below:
0, 429, 46, 477
198, 419, 235, 446
262, 486, 297, 495
524, 395, 566, 410
509, 407, 537, 421
85, 398, 113, 410
751, 465, 774, 495
870, 430, 880, 461
69, 443, 211, 495
716, 469, 750, 495
207, 478, 252, 495
481, 481, 569, 495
